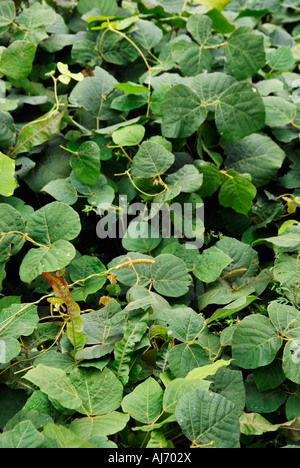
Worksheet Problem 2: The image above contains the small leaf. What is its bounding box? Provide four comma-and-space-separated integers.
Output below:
131, 141, 174, 178
121, 377, 164, 424
23, 365, 82, 411
70, 141, 101, 186
175, 389, 240, 448
112, 124, 145, 147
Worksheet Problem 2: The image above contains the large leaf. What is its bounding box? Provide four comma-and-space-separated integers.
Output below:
150, 254, 193, 298
23, 365, 82, 411
186, 14, 212, 45
19, 240, 76, 284
193, 246, 232, 282
215, 82, 265, 141
69, 367, 123, 416
157, 307, 205, 343
26, 202, 81, 246
70, 412, 130, 438
10, 108, 66, 158
121, 377, 164, 424
0, 41, 36, 80
0, 421, 44, 448
218, 170, 257, 215
162, 84, 207, 139
225, 133, 286, 187
232, 315, 282, 369
69, 66, 120, 121
225, 27, 266, 79
175, 389, 240, 448
163, 378, 211, 413
168, 343, 211, 378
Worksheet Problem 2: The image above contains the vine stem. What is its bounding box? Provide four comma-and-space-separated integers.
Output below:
99, 23, 159, 118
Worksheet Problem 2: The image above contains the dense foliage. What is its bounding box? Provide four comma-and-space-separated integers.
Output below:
0, 0, 300, 449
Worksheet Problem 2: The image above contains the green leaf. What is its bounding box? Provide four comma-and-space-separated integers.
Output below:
0, 152, 16, 197
0, 203, 25, 262
191, 72, 236, 106
219, 170, 257, 215
179, 46, 212, 76
0, 337, 20, 364
77, 0, 118, 15
268, 301, 300, 339
175, 389, 240, 448
186, 14, 212, 45
209, 367, 246, 416
42, 178, 78, 206
0, 110, 16, 151
113, 82, 149, 94
0, 420, 44, 448
43, 423, 97, 448
185, 359, 232, 380
112, 124, 145, 147
121, 377, 163, 424
0, 303, 39, 340
267, 46, 295, 71
111, 312, 148, 386
0, 41, 36, 80
69, 255, 107, 299
283, 340, 300, 384
23, 365, 82, 411
10, 107, 66, 158
69, 66, 120, 121
19, 240, 76, 284
239, 412, 291, 436
71, 141, 101, 186
69, 367, 123, 416
215, 82, 265, 141
245, 374, 286, 413
207, 296, 258, 325
263, 96, 297, 127
193, 246, 232, 283
215, 235, 259, 281
232, 315, 282, 369
122, 221, 162, 253
194, 0, 232, 10
225, 27, 266, 79
162, 84, 207, 139
131, 141, 175, 178
151, 254, 192, 298
26, 202, 81, 246
131, 19, 163, 49
163, 378, 211, 413
0, 1, 15, 27
157, 306, 205, 342
168, 343, 211, 378
14, 2, 56, 44
98, 29, 140, 65
70, 412, 130, 438
165, 165, 203, 193
224, 133, 286, 187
